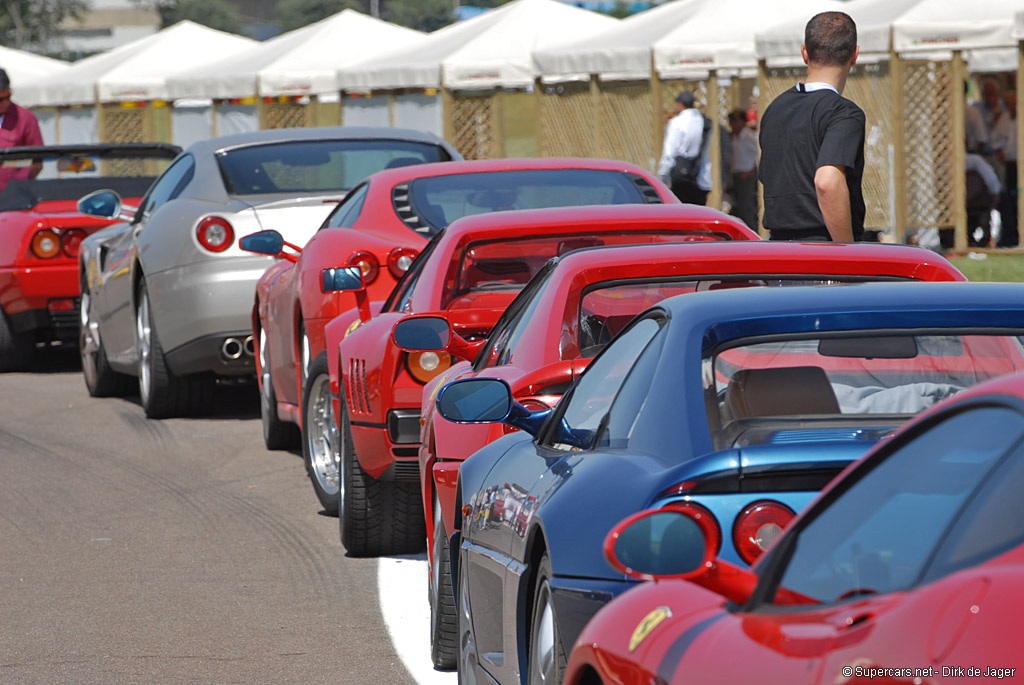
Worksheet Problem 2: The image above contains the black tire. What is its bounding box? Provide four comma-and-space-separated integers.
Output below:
0, 304, 33, 372
338, 403, 426, 556
302, 352, 340, 514
430, 500, 458, 669
79, 288, 132, 397
258, 325, 298, 450
136, 279, 215, 419
529, 553, 566, 685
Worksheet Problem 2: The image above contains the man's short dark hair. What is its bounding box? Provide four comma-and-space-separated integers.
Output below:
0, 68, 10, 92
728, 109, 747, 123
804, 12, 857, 67
675, 90, 695, 108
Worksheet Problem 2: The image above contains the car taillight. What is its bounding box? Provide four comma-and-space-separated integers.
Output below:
503, 398, 550, 434
661, 500, 721, 556
197, 216, 234, 252
387, 247, 418, 279
31, 229, 61, 258
733, 500, 794, 565
347, 250, 380, 284
406, 350, 451, 385
61, 229, 87, 258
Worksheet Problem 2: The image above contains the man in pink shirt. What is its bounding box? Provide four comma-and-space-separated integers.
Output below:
0, 68, 43, 193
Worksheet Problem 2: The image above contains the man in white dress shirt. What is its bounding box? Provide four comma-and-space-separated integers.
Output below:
658, 90, 711, 205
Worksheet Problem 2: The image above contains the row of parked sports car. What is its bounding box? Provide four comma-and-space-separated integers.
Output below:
3, 126, 1024, 684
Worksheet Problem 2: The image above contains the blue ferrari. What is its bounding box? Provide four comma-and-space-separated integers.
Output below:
437, 281, 1024, 685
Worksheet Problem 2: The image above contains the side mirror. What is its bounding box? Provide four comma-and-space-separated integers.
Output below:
240, 230, 284, 256
437, 378, 512, 423
604, 506, 719, 581
78, 189, 122, 219
322, 266, 364, 293
393, 316, 451, 351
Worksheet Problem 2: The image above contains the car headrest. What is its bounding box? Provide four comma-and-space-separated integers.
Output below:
724, 365, 840, 420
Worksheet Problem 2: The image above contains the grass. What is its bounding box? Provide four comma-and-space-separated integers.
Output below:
943, 250, 1024, 282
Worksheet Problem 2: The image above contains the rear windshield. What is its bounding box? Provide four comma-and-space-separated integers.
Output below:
406, 169, 660, 233
217, 140, 446, 195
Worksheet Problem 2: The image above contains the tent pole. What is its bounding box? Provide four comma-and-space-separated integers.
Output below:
1017, 40, 1023, 248
708, 70, 722, 210
756, 59, 768, 239
952, 51, 967, 251
650, 54, 663, 174
890, 46, 907, 244
590, 74, 601, 158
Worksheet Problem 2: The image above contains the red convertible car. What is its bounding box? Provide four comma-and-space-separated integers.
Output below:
565, 360, 1024, 685
0, 143, 180, 371
320, 204, 756, 553
405, 240, 965, 668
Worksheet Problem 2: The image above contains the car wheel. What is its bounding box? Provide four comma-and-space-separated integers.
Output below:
456, 540, 479, 684
258, 325, 298, 450
0, 304, 33, 372
136, 279, 215, 418
302, 352, 340, 514
337, 402, 425, 556
529, 553, 565, 685
430, 497, 458, 669
79, 289, 132, 397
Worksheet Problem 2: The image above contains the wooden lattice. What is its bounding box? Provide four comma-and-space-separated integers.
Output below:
538, 82, 594, 158
450, 93, 496, 160
845, 61, 895, 232
263, 101, 308, 130
101, 105, 146, 176
598, 81, 654, 168
903, 61, 954, 231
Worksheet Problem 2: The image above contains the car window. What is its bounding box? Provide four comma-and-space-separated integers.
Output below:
545, 316, 664, 450
136, 154, 195, 222
217, 140, 445, 195
321, 184, 369, 229
598, 324, 667, 448
474, 263, 556, 371
768, 406, 1024, 605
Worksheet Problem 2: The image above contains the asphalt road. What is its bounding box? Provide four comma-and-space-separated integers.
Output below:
0, 346, 416, 684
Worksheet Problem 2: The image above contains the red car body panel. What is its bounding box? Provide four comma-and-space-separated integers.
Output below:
565, 373, 1024, 685
254, 157, 679, 429
329, 204, 756, 481
419, 241, 967, 549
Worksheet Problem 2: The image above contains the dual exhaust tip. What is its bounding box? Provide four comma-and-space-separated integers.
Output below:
222, 335, 255, 361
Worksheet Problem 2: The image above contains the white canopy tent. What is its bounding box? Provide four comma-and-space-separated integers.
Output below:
3, 47, 71, 149
337, 0, 617, 91
166, 9, 422, 100
20, 21, 256, 106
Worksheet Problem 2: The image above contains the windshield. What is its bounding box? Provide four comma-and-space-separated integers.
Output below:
710, 332, 1024, 448
218, 140, 445, 195
406, 169, 659, 233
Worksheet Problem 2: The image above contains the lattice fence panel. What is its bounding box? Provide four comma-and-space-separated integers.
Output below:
844, 61, 895, 232
451, 93, 496, 160
538, 82, 595, 158
102, 105, 146, 176
264, 101, 308, 130
903, 61, 954, 230
598, 81, 654, 168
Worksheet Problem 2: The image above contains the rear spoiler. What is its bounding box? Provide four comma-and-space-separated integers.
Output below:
0, 143, 182, 162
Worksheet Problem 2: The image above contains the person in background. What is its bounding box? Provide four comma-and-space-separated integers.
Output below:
993, 91, 1018, 248
758, 11, 864, 241
0, 67, 43, 194
727, 109, 759, 230
658, 90, 711, 205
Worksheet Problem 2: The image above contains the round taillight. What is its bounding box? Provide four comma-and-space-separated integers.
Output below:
31, 229, 61, 259
347, 250, 380, 284
733, 500, 795, 565
61, 229, 87, 258
197, 216, 234, 253
387, 247, 418, 279
406, 350, 451, 385
660, 500, 722, 557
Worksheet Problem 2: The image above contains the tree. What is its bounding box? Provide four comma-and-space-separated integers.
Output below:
0, 0, 88, 50
278, 0, 361, 33
133, 0, 244, 34
383, 0, 453, 32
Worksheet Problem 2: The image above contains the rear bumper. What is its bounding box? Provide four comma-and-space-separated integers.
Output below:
0, 264, 80, 339
165, 330, 255, 377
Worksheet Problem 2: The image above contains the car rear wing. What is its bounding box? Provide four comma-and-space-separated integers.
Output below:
0, 143, 182, 164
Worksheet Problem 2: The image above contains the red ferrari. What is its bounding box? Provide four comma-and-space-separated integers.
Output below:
565, 359, 1024, 685
0, 143, 180, 371
406, 240, 965, 668
320, 204, 756, 552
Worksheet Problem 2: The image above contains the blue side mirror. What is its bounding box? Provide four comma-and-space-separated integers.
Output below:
437, 378, 553, 437
77, 189, 122, 219
240, 230, 284, 256
322, 266, 364, 292
394, 316, 451, 351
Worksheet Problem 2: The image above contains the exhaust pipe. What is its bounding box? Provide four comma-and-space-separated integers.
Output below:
243, 335, 255, 357
222, 337, 243, 360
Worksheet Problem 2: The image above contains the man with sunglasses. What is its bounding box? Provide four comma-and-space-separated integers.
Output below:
0, 68, 43, 193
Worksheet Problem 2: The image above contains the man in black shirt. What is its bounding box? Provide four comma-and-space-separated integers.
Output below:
759, 11, 865, 242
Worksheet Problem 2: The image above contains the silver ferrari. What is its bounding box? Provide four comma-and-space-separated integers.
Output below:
77, 126, 459, 418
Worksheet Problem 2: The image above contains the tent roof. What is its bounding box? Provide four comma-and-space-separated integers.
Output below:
653, 0, 837, 78
0, 47, 69, 95
534, 0, 706, 82
892, 0, 1021, 52
337, 0, 617, 91
20, 21, 255, 106
166, 9, 422, 100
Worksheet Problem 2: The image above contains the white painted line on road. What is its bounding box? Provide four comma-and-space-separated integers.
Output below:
378, 553, 458, 685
